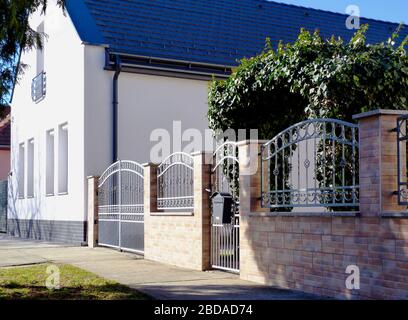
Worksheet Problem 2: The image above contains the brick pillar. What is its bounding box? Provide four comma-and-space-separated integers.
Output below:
87, 176, 99, 248
143, 163, 159, 214
353, 109, 408, 216
143, 163, 158, 262
192, 151, 213, 270
238, 140, 269, 214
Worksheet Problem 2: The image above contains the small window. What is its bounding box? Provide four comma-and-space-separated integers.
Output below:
27, 139, 35, 198
58, 124, 68, 194
46, 130, 55, 196
18, 143, 25, 198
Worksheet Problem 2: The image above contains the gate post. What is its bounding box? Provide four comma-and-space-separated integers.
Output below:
87, 176, 99, 248
192, 151, 213, 270
238, 140, 268, 278
353, 109, 408, 216
238, 140, 268, 214
143, 163, 159, 213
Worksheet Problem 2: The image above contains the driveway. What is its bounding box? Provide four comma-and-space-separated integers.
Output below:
0, 234, 321, 300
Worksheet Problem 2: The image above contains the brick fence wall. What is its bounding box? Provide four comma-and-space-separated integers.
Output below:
238, 110, 408, 299
143, 152, 212, 271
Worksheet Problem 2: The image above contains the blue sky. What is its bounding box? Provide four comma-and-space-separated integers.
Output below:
275, 0, 407, 24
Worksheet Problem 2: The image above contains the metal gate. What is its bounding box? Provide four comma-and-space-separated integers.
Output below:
98, 160, 144, 254
211, 142, 240, 273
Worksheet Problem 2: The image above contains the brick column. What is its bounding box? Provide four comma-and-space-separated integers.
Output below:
238, 140, 269, 215
192, 151, 212, 270
143, 163, 158, 263
353, 109, 408, 216
87, 176, 99, 248
143, 163, 159, 214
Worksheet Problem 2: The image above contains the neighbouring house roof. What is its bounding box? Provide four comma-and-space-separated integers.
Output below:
0, 107, 11, 149
66, 0, 408, 68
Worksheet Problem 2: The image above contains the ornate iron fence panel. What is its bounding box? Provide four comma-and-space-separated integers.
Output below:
211, 142, 240, 273
397, 115, 408, 205
157, 152, 194, 210
98, 160, 144, 254
261, 119, 359, 210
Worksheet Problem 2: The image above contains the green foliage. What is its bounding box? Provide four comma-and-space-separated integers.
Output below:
208, 25, 408, 138
0, 0, 65, 106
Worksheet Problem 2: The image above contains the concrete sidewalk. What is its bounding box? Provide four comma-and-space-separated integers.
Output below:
0, 234, 321, 300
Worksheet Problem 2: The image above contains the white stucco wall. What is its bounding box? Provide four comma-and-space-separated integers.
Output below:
10, 1, 214, 224
84, 46, 212, 175
9, 2, 86, 222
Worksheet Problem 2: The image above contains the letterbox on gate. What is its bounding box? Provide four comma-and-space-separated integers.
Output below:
211, 192, 233, 224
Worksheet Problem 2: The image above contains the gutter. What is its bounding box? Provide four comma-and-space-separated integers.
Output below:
112, 54, 122, 163
104, 49, 233, 80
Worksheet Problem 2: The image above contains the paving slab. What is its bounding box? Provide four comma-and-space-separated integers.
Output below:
0, 234, 322, 300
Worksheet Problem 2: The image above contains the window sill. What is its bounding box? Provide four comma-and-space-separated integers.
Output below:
249, 211, 360, 218
58, 192, 68, 196
46, 193, 54, 197
27, 196, 35, 199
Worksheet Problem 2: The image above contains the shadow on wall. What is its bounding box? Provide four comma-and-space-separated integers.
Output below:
245, 215, 408, 299
7, 145, 44, 240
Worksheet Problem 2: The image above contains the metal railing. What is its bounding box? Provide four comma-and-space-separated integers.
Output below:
211, 141, 240, 273
261, 119, 359, 210
397, 115, 408, 205
157, 152, 194, 210
31, 71, 46, 103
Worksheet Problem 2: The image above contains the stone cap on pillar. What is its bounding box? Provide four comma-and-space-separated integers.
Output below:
353, 109, 408, 120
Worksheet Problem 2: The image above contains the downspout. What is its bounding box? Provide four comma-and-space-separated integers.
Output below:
112, 55, 122, 163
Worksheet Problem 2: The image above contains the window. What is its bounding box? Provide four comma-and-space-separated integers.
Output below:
46, 130, 55, 196
27, 139, 34, 198
18, 143, 25, 198
58, 124, 68, 194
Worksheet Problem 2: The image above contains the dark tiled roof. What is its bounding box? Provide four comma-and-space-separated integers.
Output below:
0, 107, 10, 148
66, 0, 407, 67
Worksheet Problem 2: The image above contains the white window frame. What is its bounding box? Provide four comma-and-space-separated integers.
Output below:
18, 142, 25, 199
26, 138, 35, 198
46, 129, 55, 196
58, 123, 68, 195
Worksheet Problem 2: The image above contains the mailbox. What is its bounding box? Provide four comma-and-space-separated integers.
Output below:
211, 192, 233, 224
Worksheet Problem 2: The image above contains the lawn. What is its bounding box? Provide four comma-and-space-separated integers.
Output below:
0, 263, 149, 300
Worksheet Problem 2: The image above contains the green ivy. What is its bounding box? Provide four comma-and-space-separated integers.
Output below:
208, 24, 408, 139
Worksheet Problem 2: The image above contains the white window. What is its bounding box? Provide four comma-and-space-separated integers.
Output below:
36, 22, 45, 74
58, 123, 68, 194
18, 143, 25, 198
46, 130, 55, 196
27, 139, 35, 198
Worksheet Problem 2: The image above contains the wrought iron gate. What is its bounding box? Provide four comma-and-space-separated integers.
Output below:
98, 160, 144, 254
211, 142, 240, 273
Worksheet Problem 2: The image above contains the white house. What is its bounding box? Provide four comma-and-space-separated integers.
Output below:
8, 0, 405, 244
